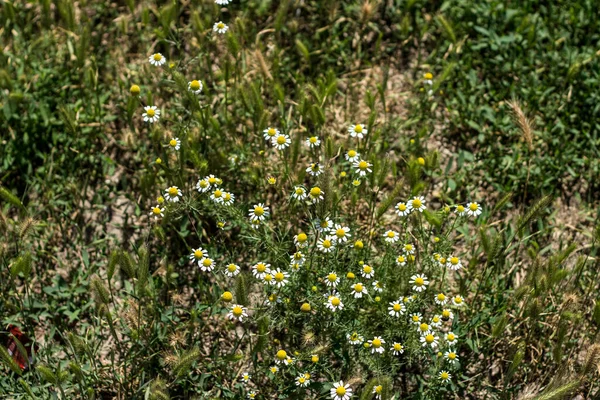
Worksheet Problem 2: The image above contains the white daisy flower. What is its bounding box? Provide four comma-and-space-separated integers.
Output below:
272, 269, 289, 288
290, 251, 306, 265
409, 273, 429, 292
348, 124, 367, 139
306, 162, 323, 176
247, 391, 257, 399
269, 365, 279, 374
455, 204, 467, 216
262, 271, 275, 286
407, 196, 426, 212
373, 385, 383, 400
294, 232, 309, 248
420, 333, 439, 348
368, 336, 385, 354
149, 205, 164, 220
403, 243, 415, 254
395, 255, 406, 266
195, 178, 211, 193
351, 282, 367, 298
390, 342, 404, 355
452, 295, 465, 307
353, 159, 372, 176
372, 281, 383, 292
445, 350, 459, 365
434, 293, 448, 306
395, 201, 410, 216
466, 201, 482, 217
188, 79, 203, 95
149, 53, 166, 66
272, 133, 291, 150
198, 257, 215, 272
431, 315, 443, 328
210, 188, 225, 203
249, 203, 269, 221
442, 309, 454, 321
168, 137, 181, 151
222, 192, 235, 206
251, 262, 270, 279
361, 264, 375, 279
215, 0, 231, 4
410, 312, 423, 324
240, 372, 251, 384
213, 21, 229, 34
164, 186, 182, 202
347, 332, 364, 345
189, 247, 209, 264
142, 106, 160, 123
446, 256, 462, 271
417, 322, 432, 335
325, 294, 344, 312
292, 186, 308, 201
224, 263, 240, 277
263, 127, 279, 141
388, 300, 406, 317
383, 230, 399, 243
316, 217, 333, 232
330, 224, 351, 243
439, 371, 452, 383
317, 235, 336, 253
227, 304, 248, 322
296, 373, 311, 387
308, 186, 324, 204
445, 332, 458, 345
345, 149, 360, 162
325, 272, 340, 288
331, 381, 352, 400
305, 136, 321, 148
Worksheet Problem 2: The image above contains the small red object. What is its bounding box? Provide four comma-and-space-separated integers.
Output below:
5, 325, 36, 370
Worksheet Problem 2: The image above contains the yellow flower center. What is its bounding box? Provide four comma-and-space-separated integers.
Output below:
447, 333, 455, 341
469, 203, 479, 211
202, 259, 212, 267
294, 253, 303, 260
433, 316, 440, 323
387, 231, 395, 238
347, 272, 355, 279
372, 338, 381, 347
451, 257, 459, 265
146, 108, 155, 117
449, 352, 456, 359
213, 189, 222, 198
310, 187, 321, 197
222, 292, 232, 301
322, 240, 331, 248
440, 257, 447, 264
311, 355, 318, 362
157, 196, 164, 204
232, 306, 243, 316
398, 203, 406, 211
415, 277, 424, 286
457, 205, 465, 212
208, 177, 217, 184
264, 274, 273, 282
254, 206, 264, 216
301, 303, 311, 312
217, 22, 225, 29
227, 264, 237, 272
354, 240, 363, 249
224, 193, 231, 201
348, 150, 357, 157
424, 72, 433, 80
397, 256, 405, 263
394, 343, 402, 351
354, 124, 363, 133
267, 128, 276, 136
336, 387, 346, 396
419, 323, 429, 332
331, 297, 340, 306
412, 315, 420, 322
276, 135, 286, 145
441, 372, 449, 379
454, 297, 463, 304
425, 334, 434, 343
309, 136, 317, 143
358, 160, 368, 170
354, 283, 363, 292
194, 250, 203, 259
327, 273, 337, 282
336, 228, 346, 238
297, 233, 307, 242
153, 54, 162, 61
437, 294, 445, 301
299, 377, 305, 383
363, 265, 372, 273
393, 304, 401, 312
190, 80, 200, 90
276, 350, 287, 360
152, 207, 161, 215
375, 386, 382, 394
168, 187, 178, 196
169, 139, 177, 147
442, 310, 451, 318
405, 244, 413, 252
295, 188, 304, 195
412, 199, 422, 208
199, 180, 208, 188
275, 272, 284, 282
256, 263, 266, 272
